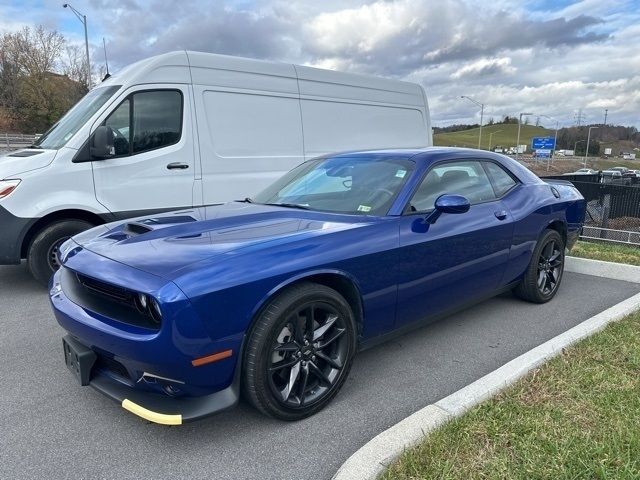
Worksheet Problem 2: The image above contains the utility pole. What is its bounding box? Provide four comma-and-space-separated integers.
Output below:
603, 109, 608, 126
584, 126, 598, 167
574, 108, 585, 127
460, 96, 485, 149
515, 112, 533, 161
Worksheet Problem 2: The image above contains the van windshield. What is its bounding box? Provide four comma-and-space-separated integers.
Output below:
32, 85, 121, 150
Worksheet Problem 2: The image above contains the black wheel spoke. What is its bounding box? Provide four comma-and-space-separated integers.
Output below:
542, 241, 554, 260
313, 314, 338, 341
309, 360, 333, 387
297, 364, 310, 406
317, 327, 346, 349
269, 357, 300, 372
316, 350, 343, 369
293, 314, 306, 344
280, 360, 301, 401
273, 341, 298, 354
549, 250, 561, 262
537, 270, 546, 289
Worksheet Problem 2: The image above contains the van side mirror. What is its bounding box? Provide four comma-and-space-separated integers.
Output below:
424, 194, 470, 224
90, 125, 115, 159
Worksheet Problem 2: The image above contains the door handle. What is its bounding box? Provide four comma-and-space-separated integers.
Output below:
494, 210, 508, 220
167, 162, 189, 170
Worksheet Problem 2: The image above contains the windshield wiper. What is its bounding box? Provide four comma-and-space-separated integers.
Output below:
264, 202, 312, 210
237, 197, 254, 203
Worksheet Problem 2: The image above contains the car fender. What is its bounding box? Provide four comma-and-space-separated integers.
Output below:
247, 267, 364, 334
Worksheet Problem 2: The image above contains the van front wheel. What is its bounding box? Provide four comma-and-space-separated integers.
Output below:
27, 220, 94, 286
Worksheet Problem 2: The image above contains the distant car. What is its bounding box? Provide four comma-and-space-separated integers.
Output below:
50, 148, 586, 424
601, 170, 630, 185
569, 168, 597, 175
610, 167, 636, 178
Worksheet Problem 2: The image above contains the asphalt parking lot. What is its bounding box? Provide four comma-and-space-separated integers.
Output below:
1, 264, 638, 480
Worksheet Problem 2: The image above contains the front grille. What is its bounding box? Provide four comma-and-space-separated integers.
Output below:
61, 267, 161, 331
76, 273, 134, 304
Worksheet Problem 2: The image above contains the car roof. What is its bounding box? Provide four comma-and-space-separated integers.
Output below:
327, 147, 542, 184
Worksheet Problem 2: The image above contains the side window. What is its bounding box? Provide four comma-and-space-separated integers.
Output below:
105, 99, 130, 156
409, 160, 496, 212
484, 162, 517, 197
101, 90, 182, 157
132, 90, 182, 154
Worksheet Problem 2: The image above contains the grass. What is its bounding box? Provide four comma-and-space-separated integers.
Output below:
569, 241, 640, 266
382, 310, 640, 480
434, 124, 553, 150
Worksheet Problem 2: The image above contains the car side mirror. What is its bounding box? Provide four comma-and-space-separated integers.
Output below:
90, 125, 115, 159
424, 194, 470, 224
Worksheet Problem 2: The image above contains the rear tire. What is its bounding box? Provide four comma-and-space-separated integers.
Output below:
514, 229, 565, 303
27, 220, 93, 286
243, 282, 357, 420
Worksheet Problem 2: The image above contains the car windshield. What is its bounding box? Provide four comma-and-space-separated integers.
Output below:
253, 155, 415, 216
32, 85, 121, 150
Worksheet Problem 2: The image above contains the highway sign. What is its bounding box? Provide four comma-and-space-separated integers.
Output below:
535, 149, 551, 158
532, 136, 556, 149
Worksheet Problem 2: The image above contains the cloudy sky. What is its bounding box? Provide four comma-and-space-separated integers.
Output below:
2, 0, 639, 128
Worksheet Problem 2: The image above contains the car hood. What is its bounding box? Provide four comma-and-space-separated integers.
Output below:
0, 149, 57, 178
71, 202, 371, 278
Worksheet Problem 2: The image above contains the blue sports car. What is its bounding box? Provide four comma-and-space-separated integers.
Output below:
50, 148, 585, 424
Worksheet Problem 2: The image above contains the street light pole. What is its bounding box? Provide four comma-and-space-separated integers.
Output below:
460, 96, 484, 149
488, 130, 502, 151
63, 3, 91, 88
515, 112, 533, 161
584, 126, 598, 167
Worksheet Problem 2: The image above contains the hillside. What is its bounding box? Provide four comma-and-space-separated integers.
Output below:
434, 124, 554, 151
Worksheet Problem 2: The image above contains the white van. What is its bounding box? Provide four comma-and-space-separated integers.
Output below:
0, 51, 432, 284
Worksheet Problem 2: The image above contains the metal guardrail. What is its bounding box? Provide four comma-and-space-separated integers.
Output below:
1, 133, 40, 148
581, 226, 640, 246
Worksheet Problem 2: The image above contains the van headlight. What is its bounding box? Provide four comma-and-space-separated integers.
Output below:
0, 179, 21, 199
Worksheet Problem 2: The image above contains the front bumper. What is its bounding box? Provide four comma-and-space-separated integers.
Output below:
63, 334, 240, 425
50, 252, 244, 424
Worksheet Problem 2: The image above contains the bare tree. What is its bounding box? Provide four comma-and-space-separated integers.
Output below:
0, 25, 87, 132
62, 44, 89, 90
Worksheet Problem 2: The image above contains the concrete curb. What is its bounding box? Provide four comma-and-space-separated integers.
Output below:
333, 258, 640, 480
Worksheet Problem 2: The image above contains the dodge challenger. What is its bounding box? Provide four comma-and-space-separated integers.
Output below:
49, 148, 586, 425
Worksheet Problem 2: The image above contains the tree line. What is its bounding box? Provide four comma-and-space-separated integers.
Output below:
0, 25, 89, 133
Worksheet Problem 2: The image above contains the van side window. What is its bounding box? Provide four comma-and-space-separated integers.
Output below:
105, 99, 130, 156
102, 89, 182, 156
132, 91, 182, 154
409, 160, 496, 212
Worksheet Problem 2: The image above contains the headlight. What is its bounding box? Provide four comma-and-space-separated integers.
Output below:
0, 179, 21, 199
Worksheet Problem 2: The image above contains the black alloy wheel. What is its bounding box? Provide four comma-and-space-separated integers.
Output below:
268, 301, 349, 408
243, 283, 356, 420
514, 228, 565, 303
536, 238, 562, 296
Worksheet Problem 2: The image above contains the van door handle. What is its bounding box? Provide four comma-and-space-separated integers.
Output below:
167, 162, 189, 170
494, 210, 508, 220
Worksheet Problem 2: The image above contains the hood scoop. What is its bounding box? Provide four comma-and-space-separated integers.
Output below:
122, 222, 154, 236
8, 150, 44, 157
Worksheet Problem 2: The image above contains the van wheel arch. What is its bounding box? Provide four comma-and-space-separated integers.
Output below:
21, 210, 105, 259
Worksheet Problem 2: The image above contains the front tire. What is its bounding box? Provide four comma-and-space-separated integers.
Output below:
243, 282, 357, 420
27, 220, 94, 286
514, 229, 565, 303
